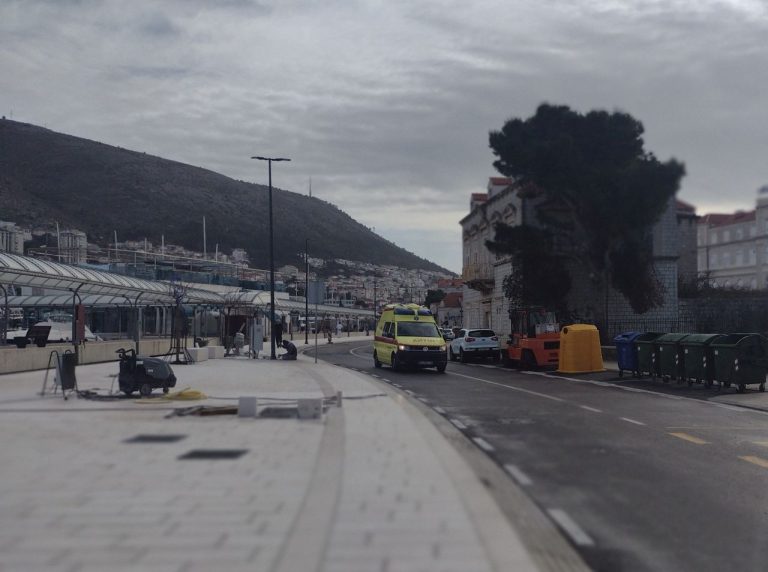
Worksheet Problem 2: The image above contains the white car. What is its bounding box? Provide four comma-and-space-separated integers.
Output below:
449, 328, 501, 363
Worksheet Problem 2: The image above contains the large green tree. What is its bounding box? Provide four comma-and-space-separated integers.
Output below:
488, 103, 685, 315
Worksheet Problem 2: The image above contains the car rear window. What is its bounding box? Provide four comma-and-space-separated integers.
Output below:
468, 329, 495, 337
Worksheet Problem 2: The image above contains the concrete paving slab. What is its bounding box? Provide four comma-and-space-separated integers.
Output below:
0, 342, 539, 572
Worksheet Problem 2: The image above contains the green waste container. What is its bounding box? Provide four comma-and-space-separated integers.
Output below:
656, 333, 690, 382
710, 333, 768, 393
680, 334, 720, 387
635, 332, 664, 379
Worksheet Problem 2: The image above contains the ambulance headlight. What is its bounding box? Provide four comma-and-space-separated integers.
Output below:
398, 344, 407, 351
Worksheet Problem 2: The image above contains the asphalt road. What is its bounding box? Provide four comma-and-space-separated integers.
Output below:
309, 340, 768, 572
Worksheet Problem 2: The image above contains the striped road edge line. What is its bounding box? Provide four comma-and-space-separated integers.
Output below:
472, 437, 495, 452
546, 509, 595, 547
579, 405, 602, 413
620, 417, 645, 426
433, 406, 446, 414
503, 464, 533, 486
668, 432, 708, 445
449, 419, 467, 430
740, 455, 768, 469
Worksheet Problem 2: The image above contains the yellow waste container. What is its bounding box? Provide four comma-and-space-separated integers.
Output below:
557, 324, 605, 373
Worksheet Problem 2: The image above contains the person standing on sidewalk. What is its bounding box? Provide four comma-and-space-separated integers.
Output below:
274, 319, 283, 347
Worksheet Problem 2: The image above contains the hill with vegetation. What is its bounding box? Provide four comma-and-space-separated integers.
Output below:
0, 119, 449, 274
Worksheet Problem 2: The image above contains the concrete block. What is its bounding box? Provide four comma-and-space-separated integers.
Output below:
297, 398, 323, 420
208, 345, 225, 359
238, 397, 258, 418
186, 348, 209, 363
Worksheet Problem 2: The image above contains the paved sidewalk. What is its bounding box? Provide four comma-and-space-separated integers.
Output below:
0, 339, 553, 572
601, 359, 768, 412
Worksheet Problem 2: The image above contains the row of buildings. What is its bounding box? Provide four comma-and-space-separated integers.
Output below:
1, 220, 454, 313
458, 177, 766, 338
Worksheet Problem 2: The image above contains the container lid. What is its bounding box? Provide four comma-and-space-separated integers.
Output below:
613, 331, 642, 342
680, 333, 720, 345
634, 332, 665, 342
656, 333, 690, 343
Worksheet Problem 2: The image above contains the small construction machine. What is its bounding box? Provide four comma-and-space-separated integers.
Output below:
116, 348, 177, 396
504, 307, 561, 369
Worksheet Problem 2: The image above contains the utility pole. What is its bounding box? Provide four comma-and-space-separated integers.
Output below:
251, 155, 291, 359
305, 238, 309, 345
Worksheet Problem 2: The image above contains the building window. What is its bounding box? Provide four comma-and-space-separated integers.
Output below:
735, 251, 743, 266
710, 232, 718, 245
709, 252, 718, 268
750, 225, 757, 237
723, 252, 731, 267
750, 248, 756, 265
723, 230, 730, 242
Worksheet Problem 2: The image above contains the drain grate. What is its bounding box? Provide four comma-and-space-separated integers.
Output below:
125, 434, 187, 443
178, 449, 249, 460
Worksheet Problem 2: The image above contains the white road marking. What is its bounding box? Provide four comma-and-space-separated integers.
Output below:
381, 379, 390, 383
433, 406, 446, 414
473, 437, 494, 452
449, 419, 467, 430
404, 389, 414, 396
371, 375, 380, 379
503, 464, 533, 486
417, 397, 429, 403
452, 372, 565, 402
547, 509, 595, 547
580, 405, 602, 413
621, 417, 645, 426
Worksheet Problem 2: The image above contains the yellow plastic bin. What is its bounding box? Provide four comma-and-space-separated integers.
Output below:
557, 324, 605, 373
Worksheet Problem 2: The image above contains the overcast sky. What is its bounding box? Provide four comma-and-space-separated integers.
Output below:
2, 0, 767, 273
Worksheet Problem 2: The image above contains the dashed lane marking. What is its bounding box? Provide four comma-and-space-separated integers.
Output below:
450, 419, 467, 430
669, 432, 708, 445
472, 437, 494, 452
547, 509, 595, 547
580, 405, 602, 413
621, 417, 645, 426
740, 455, 768, 469
452, 372, 565, 403
503, 464, 533, 486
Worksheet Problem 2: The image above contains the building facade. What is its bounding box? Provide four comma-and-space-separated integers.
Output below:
460, 178, 684, 338
697, 185, 768, 289
0, 221, 26, 255
58, 229, 88, 265
459, 177, 522, 335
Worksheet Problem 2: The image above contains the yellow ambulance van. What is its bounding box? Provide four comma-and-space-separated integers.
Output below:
373, 303, 447, 373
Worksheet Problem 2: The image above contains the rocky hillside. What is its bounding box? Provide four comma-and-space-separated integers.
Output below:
0, 119, 448, 273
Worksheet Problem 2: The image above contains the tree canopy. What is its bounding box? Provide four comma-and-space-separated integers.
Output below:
488, 103, 685, 314
424, 289, 446, 307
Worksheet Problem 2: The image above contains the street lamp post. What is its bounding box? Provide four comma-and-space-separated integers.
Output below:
251, 155, 291, 359
305, 237, 309, 345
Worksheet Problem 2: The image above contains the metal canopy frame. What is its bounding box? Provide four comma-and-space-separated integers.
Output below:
0, 253, 223, 305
